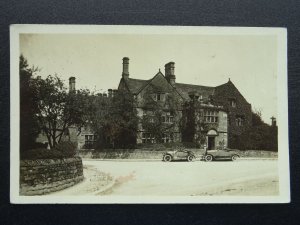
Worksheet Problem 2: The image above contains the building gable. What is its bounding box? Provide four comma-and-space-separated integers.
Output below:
213, 80, 252, 137
136, 72, 184, 109
214, 80, 250, 105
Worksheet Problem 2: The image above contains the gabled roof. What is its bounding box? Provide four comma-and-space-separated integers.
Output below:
175, 83, 215, 100
123, 72, 186, 100
124, 78, 148, 94
214, 79, 250, 104
121, 73, 230, 102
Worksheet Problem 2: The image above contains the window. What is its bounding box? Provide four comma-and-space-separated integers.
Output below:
235, 116, 244, 126
84, 134, 97, 149
153, 93, 164, 101
143, 113, 155, 123
142, 132, 155, 143
157, 94, 161, 101
162, 113, 174, 123
162, 133, 174, 143
204, 110, 218, 123
229, 99, 236, 107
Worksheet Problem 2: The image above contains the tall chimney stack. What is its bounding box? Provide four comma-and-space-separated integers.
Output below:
271, 116, 277, 127
69, 77, 76, 92
122, 57, 129, 79
165, 62, 176, 86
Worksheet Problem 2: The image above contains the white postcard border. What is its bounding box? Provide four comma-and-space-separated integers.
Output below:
10, 25, 290, 204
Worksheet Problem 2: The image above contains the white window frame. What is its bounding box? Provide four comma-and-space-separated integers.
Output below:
204, 110, 218, 123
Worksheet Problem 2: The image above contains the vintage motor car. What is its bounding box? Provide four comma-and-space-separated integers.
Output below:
203, 149, 240, 162
162, 149, 196, 162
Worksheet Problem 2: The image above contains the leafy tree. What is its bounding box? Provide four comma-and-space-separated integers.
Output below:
89, 90, 138, 149
33, 75, 92, 149
232, 110, 278, 151
181, 101, 196, 143
19, 55, 40, 152
252, 108, 264, 126
181, 98, 209, 146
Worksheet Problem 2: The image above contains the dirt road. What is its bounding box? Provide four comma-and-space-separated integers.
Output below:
52, 159, 279, 196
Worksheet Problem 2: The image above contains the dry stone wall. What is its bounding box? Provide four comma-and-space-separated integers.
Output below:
78, 149, 277, 159
20, 157, 83, 195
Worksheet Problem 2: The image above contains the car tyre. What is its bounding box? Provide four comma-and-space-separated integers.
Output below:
187, 155, 194, 162
163, 154, 172, 162
231, 155, 238, 161
205, 154, 213, 162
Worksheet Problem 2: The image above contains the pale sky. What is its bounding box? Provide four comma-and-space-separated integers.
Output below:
20, 33, 278, 124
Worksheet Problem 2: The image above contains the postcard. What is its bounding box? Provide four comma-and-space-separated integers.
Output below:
10, 25, 289, 203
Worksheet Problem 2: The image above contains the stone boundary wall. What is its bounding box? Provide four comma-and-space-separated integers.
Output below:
78, 149, 277, 159
20, 157, 84, 195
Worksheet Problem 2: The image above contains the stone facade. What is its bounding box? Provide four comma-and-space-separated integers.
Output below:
20, 157, 83, 195
118, 57, 252, 149
213, 80, 252, 147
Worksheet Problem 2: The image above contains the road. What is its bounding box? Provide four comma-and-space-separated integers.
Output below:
52, 159, 279, 196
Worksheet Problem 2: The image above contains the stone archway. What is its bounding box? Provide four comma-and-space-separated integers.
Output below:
207, 129, 218, 150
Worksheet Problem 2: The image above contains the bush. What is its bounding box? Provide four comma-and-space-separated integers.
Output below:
230, 125, 278, 151
20, 141, 77, 160
54, 141, 77, 157
20, 148, 66, 160
32, 142, 49, 149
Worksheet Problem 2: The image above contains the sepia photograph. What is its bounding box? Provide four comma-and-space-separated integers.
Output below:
10, 25, 289, 203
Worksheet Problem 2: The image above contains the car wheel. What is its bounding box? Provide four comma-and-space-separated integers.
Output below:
187, 155, 194, 162
205, 155, 213, 162
163, 155, 172, 162
231, 155, 238, 161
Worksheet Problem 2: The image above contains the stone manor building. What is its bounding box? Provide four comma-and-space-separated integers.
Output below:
117, 57, 252, 149
37, 57, 252, 150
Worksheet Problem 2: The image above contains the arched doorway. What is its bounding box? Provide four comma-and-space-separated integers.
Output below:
207, 130, 218, 150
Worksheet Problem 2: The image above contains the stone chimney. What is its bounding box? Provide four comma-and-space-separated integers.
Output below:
69, 77, 76, 92
122, 57, 129, 79
165, 62, 176, 85
113, 89, 118, 97
108, 89, 113, 98
271, 116, 277, 127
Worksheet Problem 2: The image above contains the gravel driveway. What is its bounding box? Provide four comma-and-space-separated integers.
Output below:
51, 159, 279, 196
